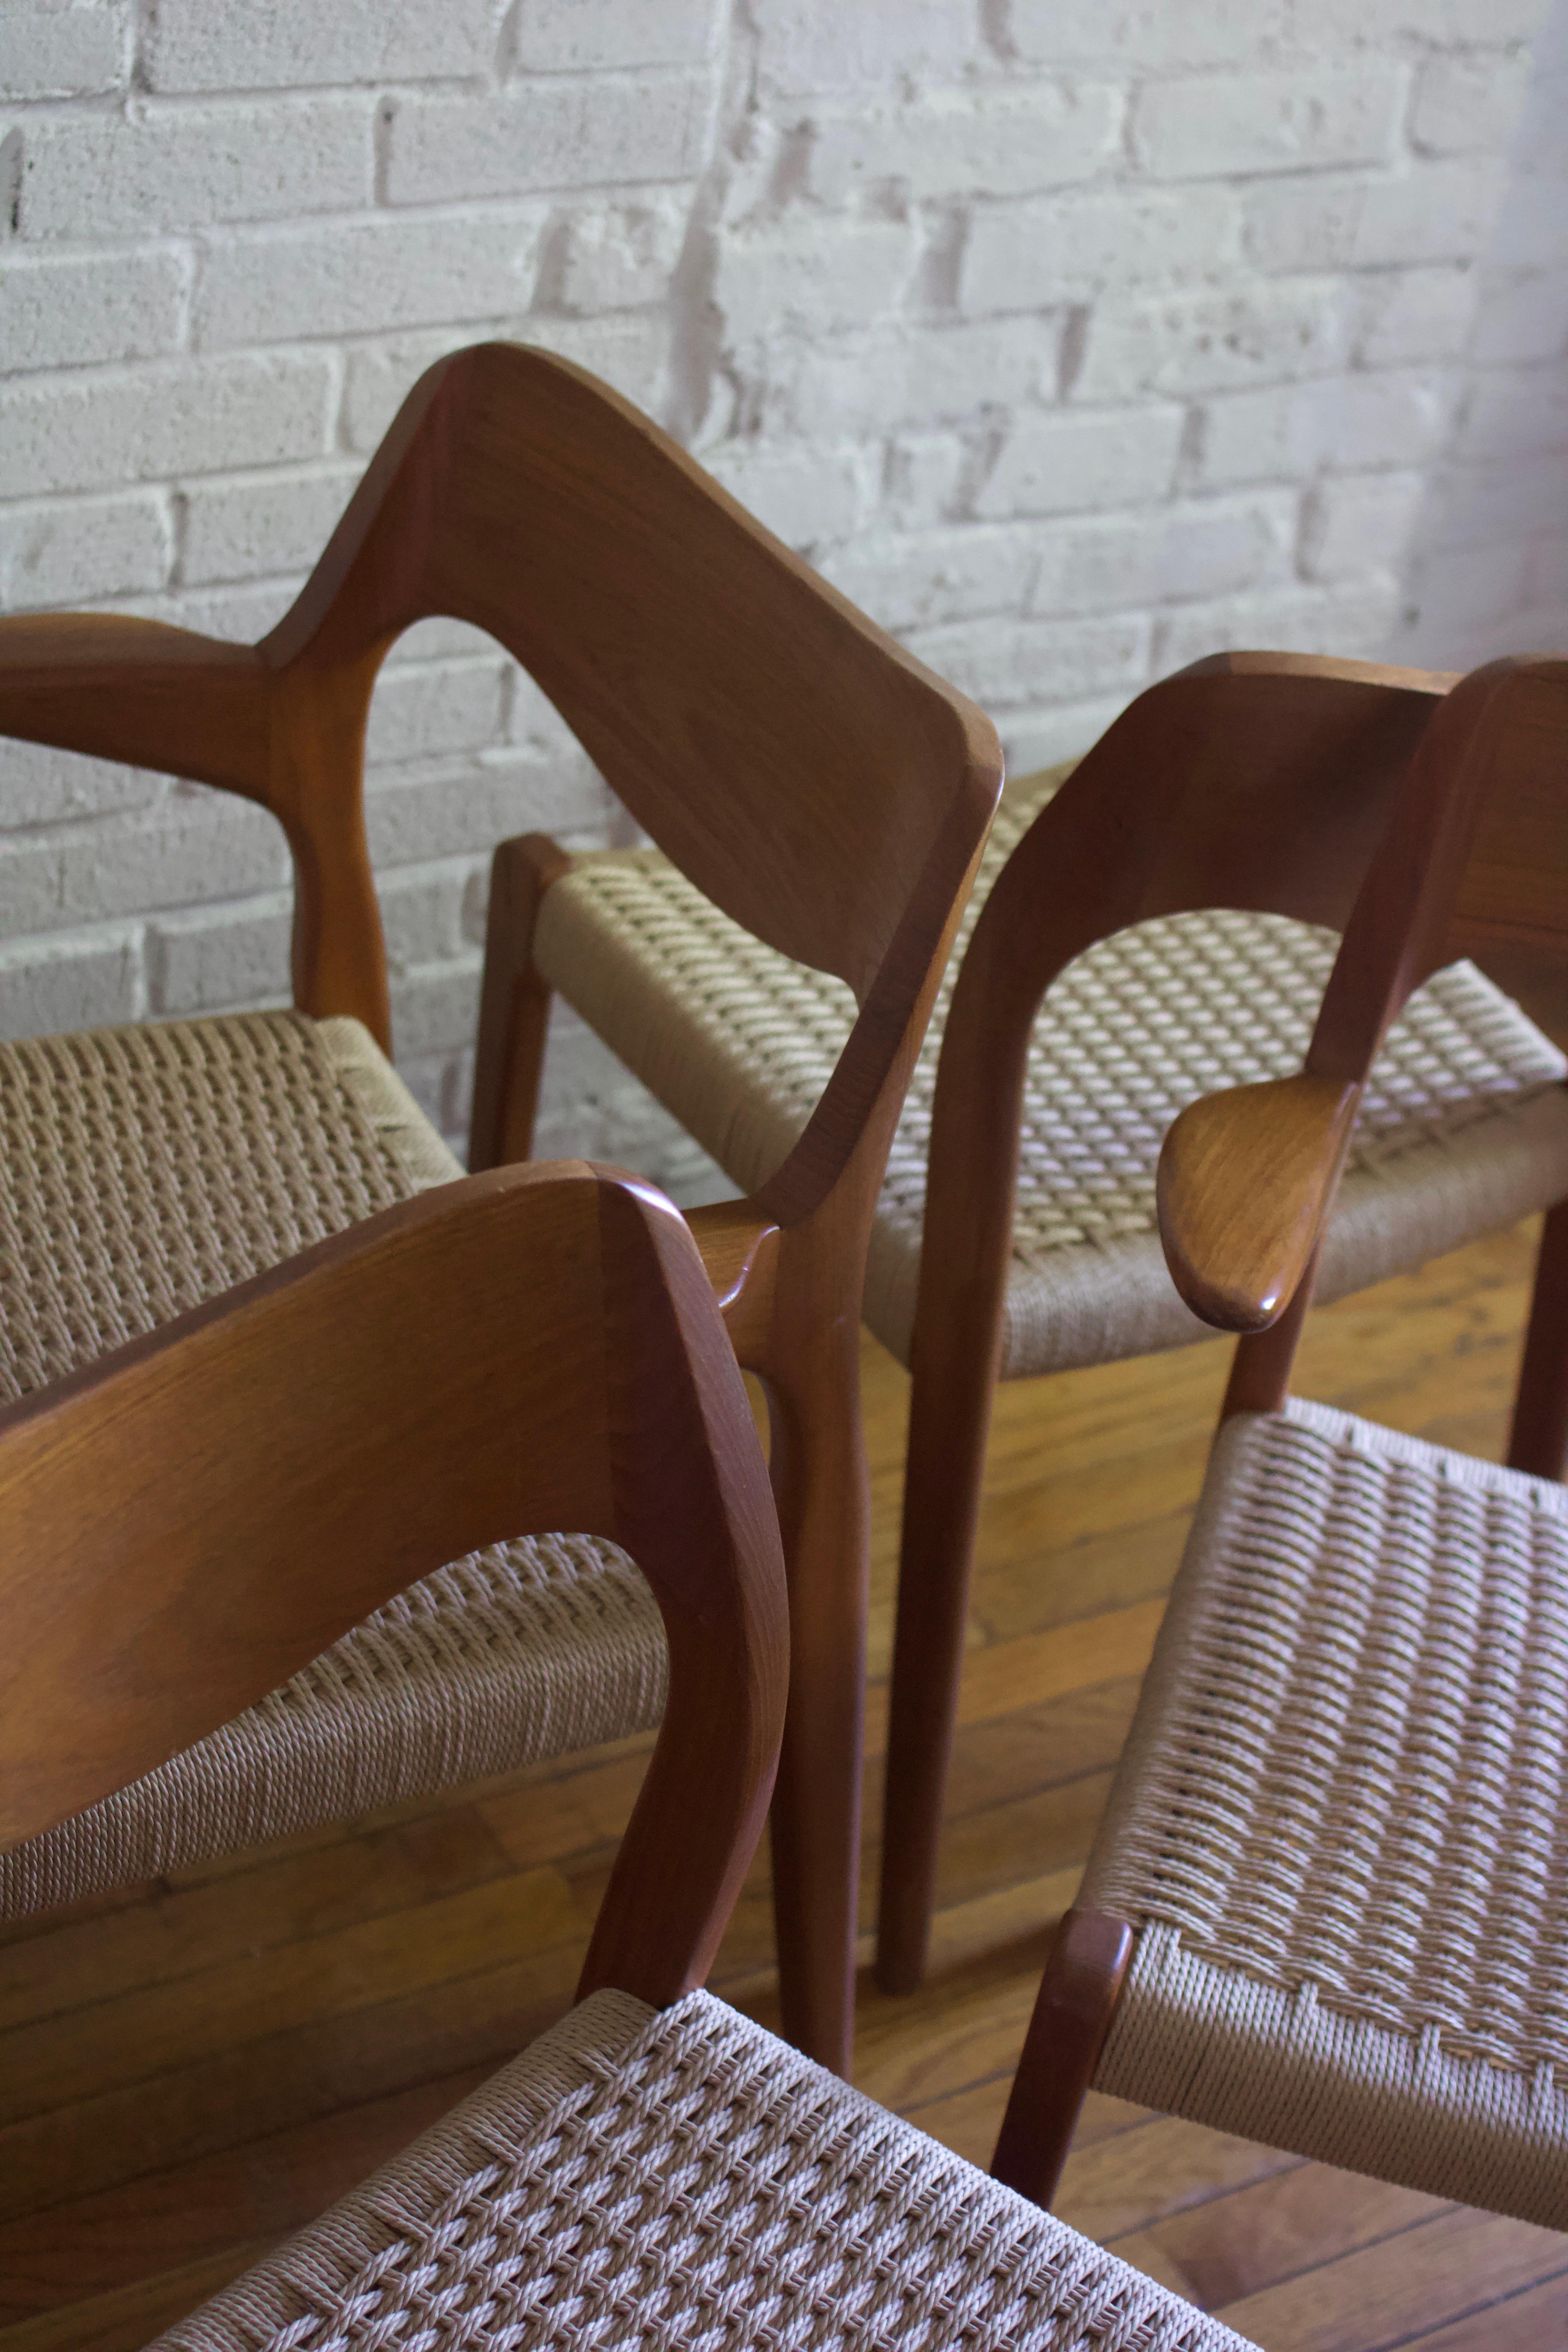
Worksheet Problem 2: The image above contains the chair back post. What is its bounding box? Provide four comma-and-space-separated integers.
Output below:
0, 1163, 788, 2006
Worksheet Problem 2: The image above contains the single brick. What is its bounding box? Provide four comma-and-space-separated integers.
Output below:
1074, 281, 1347, 401
555, 194, 690, 314
822, 525, 1042, 635
1301, 470, 1427, 581
377, 860, 478, 974
963, 185, 1239, 312
0, 354, 336, 498
701, 439, 871, 552
384, 75, 710, 207
760, 0, 980, 96
1008, 0, 1290, 69
1030, 492, 1297, 614
197, 213, 550, 350
976, 406, 1184, 520
388, 955, 482, 1061
181, 466, 361, 587
149, 893, 292, 1015
144, 0, 495, 93
713, 214, 916, 346
364, 660, 510, 769
0, 248, 185, 375
0, 926, 142, 1041
1411, 52, 1533, 156
1134, 67, 1404, 181
1350, 267, 1478, 367
904, 611, 1151, 710
1, 491, 172, 610
364, 753, 613, 869
17, 97, 373, 241
514, 0, 722, 71
771, 316, 1063, 441
808, 82, 1122, 205
2, 4, 125, 100
1196, 369, 1456, 486
0, 742, 163, 829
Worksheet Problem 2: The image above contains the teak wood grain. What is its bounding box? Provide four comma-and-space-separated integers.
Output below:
987, 654, 1568, 2228
878, 650, 1460, 1995
1160, 655, 1568, 1444
6, 1225, 1562, 2348
0, 1161, 788, 2013
0, 341, 1004, 2075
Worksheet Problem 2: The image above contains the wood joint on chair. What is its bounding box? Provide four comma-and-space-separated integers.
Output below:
990, 1907, 1134, 2210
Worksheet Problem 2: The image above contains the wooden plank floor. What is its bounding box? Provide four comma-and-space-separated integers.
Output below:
4, 1218, 1567, 2348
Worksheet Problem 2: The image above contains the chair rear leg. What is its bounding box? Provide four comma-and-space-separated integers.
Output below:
469, 834, 571, 1172
763, 1243, 869, 2078
991, 1908, 1133, 2210
876, 1326, 999, 1996
1508, 1195, 1568, 1480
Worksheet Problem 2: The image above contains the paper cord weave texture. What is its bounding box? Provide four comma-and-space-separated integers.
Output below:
1084, 1399, 1568, 2224
0, 1009, 664, 1917
537, 764, 1568, 1376
157, 1988, 1256, 2352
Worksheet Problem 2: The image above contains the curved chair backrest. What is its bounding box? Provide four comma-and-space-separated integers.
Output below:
914, 651, 1453, 1374
1158, 656, 1568, 1395
0, 1160, 788, 2009
0, 345, 1000, 1102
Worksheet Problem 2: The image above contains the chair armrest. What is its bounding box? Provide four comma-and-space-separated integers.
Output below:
1156, 1073, 1360, 1332
0, 612, 270, 802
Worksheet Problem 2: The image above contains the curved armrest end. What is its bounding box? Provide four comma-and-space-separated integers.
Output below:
1157, 1074, 1360, 1332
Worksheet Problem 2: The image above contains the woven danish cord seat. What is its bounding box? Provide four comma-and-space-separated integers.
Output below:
0, 1010, 666, 1920
536, 763, 1568, 1379
156, 1985, 1255, 2352
1078, 1398, 1568, 2229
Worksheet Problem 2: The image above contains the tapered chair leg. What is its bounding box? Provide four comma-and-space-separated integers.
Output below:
876, 1314, 1000, 1996
1508, 1194, 1568, 1480
763, 1236, 871, 2078
991, 1908, 1133, 2209
469, 834, 571, 1172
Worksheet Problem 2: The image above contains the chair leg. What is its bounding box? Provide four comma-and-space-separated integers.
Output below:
763, 1247, 869, 2078
468, 834, 571, 1172
990, 1908, 1133, 2210
1508, 1196, 1568, 1480
875, 1321, 1000, 1996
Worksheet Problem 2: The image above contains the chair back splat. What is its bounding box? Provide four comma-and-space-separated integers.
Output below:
0, 345, 999, 1111
0, 1162, 788, 2011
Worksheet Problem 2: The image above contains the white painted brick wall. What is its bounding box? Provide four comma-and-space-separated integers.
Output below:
2, 0, 1564, 1199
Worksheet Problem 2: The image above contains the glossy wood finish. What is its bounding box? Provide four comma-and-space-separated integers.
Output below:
1158, 658, 1568, 1433
0, 341, 1004, 2075
0, 1161, 788, 2012
10, 1224, 1561, 2350
990, 1908, 1133, 2207
879, 652, 1455, 1996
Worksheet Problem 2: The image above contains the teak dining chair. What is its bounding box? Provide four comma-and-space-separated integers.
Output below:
5, 1163, 1252, 2352
0, 341, 1003, 2074
990, 655, 1568, 2228
877, 650, 1568, 1993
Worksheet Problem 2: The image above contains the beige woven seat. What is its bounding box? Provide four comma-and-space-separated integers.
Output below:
536, 762, 1568, 1382
1076, 1397, 1568, 2229
157, 1986, 1253, 2352
0, 1009, 664, 1918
